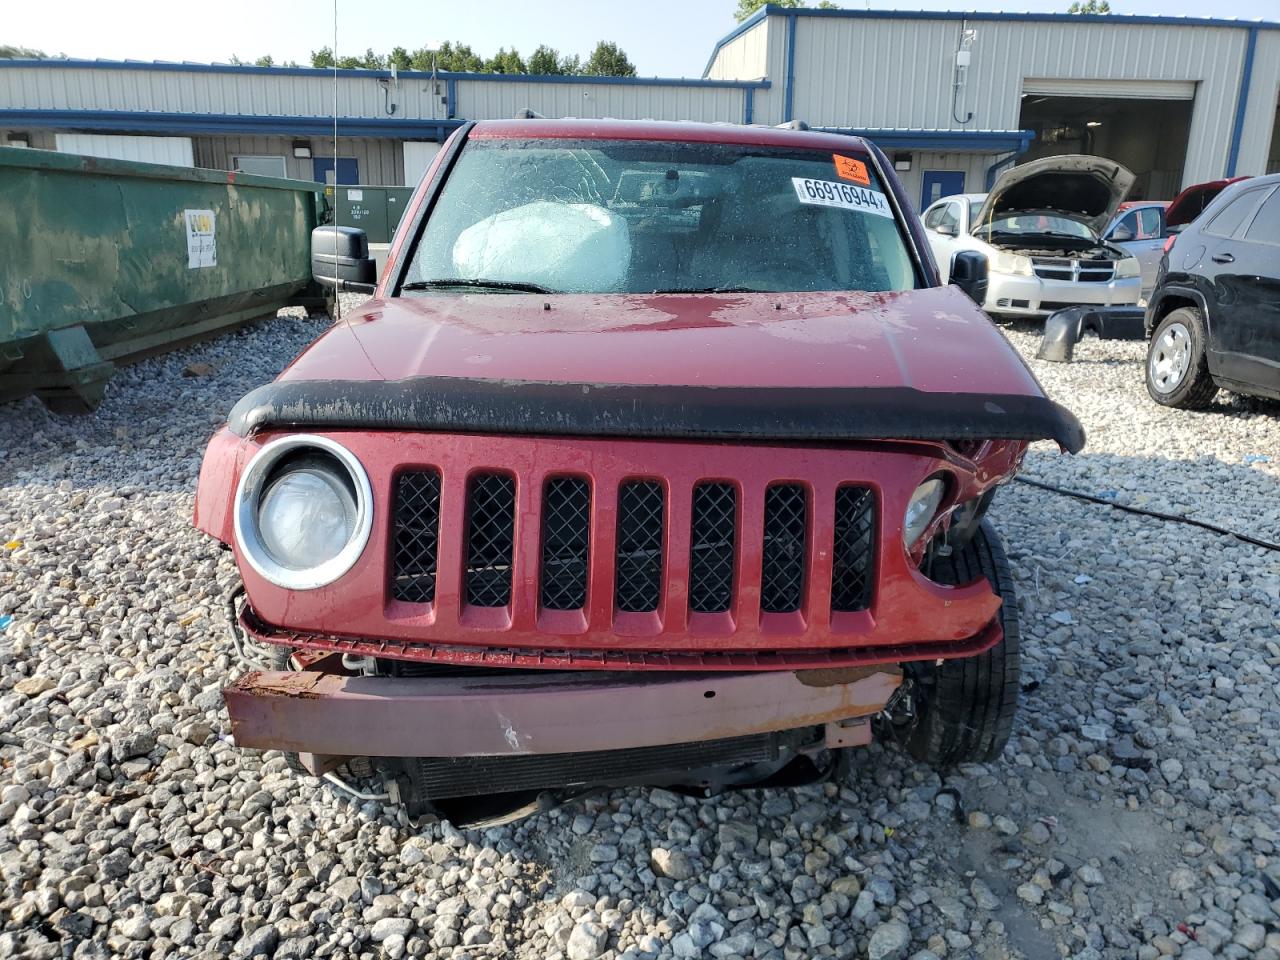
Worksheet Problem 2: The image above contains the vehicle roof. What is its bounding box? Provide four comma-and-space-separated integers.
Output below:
469, 118, 875, 154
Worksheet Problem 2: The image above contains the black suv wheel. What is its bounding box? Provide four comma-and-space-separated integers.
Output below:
1146, 307, 1217, 409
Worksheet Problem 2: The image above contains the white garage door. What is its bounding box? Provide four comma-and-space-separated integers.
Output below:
403, 140, 442, 187
1022, 78, 1196, 100
55, 134, 195, 166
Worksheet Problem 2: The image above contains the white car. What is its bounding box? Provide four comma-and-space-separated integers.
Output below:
922, 155, 1143, 319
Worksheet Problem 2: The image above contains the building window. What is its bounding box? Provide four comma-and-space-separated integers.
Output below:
232, 155, 287, 178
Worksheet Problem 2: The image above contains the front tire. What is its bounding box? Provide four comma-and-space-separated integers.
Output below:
904, 521, 1021, 766
1146, 307, 1217, 409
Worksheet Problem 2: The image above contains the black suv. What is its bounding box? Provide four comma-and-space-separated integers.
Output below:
1145, 172, 1280, 408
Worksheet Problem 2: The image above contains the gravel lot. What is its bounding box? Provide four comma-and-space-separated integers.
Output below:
1, 305, 1278, 960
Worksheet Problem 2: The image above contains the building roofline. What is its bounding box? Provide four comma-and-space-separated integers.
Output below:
0, 57, 769, 89
703, 4, 1280, 76
0, 108, 467, 140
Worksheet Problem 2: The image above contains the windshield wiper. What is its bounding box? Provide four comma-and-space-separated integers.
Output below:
651, 286, 764, 294
401, 278, 556, 294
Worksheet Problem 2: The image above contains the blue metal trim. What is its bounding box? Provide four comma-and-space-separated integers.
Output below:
817, 127, 1035, 153
1225, 27, 1258, 178
757, 5, 1279, 30
744, 88, 754, 126
0, 109, 466, 140
985, 147, 1029, 190
783, 12, 798, 124
446, 78, 458, 120
701, 8, 771, 78
0, 57, 770, 89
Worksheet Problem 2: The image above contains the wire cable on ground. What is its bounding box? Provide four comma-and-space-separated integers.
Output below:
1014, 476, 1280, 554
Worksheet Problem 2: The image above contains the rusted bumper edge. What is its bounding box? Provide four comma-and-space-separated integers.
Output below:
223, 665, 902, 760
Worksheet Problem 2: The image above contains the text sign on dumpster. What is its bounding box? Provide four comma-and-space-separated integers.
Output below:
184, 209, 217, 268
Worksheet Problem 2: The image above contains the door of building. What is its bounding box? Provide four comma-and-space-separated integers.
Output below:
921, 171, 965, 210
312, 157, 360, 185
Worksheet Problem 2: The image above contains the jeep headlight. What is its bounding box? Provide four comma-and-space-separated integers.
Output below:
1114, 257, 1141, 279
903, 478, 946, 548
233, 435, 373, 590
989, 251, 1033, 277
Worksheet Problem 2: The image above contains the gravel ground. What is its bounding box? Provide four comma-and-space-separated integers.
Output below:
1, 305, 1278, 960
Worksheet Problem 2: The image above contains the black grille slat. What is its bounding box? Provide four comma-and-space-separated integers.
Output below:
689, 483, 736, 613
541, 477, 591, 611
392, 470, 442, 603
761, 484, 807, 613
465, 474, 516, 607
615, 481, 665, 613
832, 486, 875, 612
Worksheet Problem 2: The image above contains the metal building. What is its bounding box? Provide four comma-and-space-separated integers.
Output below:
706, 8, 1280, 206
2, 6, 1276, 211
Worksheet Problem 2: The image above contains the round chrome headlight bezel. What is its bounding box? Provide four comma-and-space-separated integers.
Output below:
233, 434, 373, 591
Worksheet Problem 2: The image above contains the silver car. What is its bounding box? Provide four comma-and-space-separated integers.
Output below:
922, 155, 1143, 320
1103, 202, 1168, 299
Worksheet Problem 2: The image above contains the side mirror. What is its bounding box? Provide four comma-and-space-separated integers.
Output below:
950, 250, 989, 306
312, 226, 376, 292
935, 221, 958, 237
1109, 225, 1135, 242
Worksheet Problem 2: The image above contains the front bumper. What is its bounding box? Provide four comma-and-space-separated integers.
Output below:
224, 659, 902, 771
985, 272, 1142, 317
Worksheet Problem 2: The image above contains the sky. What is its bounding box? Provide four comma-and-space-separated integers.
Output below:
7, 0, 1279, 78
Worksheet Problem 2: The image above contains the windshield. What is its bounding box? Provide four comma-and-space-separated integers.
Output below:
975, 212, 1095, 242
402, 138, 918, 295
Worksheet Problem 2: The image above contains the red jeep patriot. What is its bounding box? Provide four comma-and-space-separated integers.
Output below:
195, 120, 1082, 823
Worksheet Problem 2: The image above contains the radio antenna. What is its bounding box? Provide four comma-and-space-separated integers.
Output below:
331, 0, 341, 320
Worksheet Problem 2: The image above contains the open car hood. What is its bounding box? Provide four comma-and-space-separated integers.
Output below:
227, 288, 1085, 453
973, 155, 1135, 239
1165, 176, 1250, 228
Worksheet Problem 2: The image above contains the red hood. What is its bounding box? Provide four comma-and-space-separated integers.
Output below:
282, 286, 1044, 398
1165, 176, 1250, 227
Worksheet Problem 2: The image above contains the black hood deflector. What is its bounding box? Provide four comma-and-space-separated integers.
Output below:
228, 376, 1085, 453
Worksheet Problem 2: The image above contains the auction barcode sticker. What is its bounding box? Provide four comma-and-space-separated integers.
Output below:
791, 177, 894, 220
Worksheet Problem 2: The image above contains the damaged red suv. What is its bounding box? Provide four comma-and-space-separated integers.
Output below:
195, 120, 1082, 824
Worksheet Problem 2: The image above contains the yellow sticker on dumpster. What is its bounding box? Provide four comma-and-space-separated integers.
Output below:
184, 209, 217, 269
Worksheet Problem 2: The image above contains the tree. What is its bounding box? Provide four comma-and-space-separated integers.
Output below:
1067, 0, 1111, 11
435, 41, 485, 72
0, 44, 50, 59
816, 1, 840, 7
254, 55, 274, 67
388, 46, 412, 71
582, 40, 635, 77
734, 0, 804, 22
484, 47, 526, 74
310, 46, 335, 68
527, 44, 567, 75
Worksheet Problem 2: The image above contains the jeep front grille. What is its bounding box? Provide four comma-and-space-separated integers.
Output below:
761, 484, 807, 613
540, 477, 591, 611
832, 485, 876, 611
688, 483, 736, 613
391, 470, 442, 603
615, 480, 665, 613
390, 471, 875, 619
464, 473, 516, 607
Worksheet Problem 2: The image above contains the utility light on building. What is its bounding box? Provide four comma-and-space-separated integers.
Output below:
893, 153, 912, 172
1086, 121, 1102, 128
292, 140, 312, 158
7, 135, 30, 148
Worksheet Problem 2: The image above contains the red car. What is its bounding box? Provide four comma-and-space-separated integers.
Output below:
195, 119, 1082, 824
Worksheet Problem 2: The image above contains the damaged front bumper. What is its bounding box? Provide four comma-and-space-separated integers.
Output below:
224, 659, 902, 776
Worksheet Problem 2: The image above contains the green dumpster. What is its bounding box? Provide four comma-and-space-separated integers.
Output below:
0, 147, 328, 412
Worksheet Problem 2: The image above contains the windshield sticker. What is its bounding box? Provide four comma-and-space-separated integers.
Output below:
792, 177, 893, 220
833, 154, 871, 186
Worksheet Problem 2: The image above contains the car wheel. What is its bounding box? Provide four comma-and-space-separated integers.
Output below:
1146, 307, 1217, 409
903, 521, 1021, 766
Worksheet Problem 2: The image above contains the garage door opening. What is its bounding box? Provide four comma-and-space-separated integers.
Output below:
1018, 94, 1192, 200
